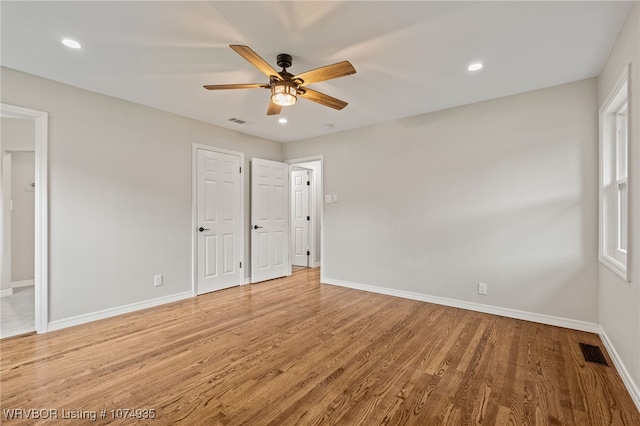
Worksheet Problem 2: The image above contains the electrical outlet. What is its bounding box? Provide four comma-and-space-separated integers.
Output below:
154, 274, 163, 287
478, 282, 488, 295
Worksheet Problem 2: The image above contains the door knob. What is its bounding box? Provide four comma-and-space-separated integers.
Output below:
253, 225, 264, 230
199, 227, 210, 232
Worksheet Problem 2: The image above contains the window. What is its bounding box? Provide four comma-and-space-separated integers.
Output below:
616, 105, 628, 253
600, 65, 630, 280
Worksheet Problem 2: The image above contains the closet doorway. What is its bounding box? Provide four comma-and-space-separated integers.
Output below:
287, 156, 322, 271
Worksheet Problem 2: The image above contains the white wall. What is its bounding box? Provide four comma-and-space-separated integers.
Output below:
285, 78, 599, 323
10, 151, 35, 282
597, 3, 640, 404
1, 67, 283, 322
1, 118, 35, 150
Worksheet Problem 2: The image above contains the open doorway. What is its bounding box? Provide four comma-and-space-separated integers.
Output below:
1, 119, 35, 337
1, 104, 48, 337
287, 156, 322, 272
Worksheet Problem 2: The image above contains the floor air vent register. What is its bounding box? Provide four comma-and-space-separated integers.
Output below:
579, 343, 609, 366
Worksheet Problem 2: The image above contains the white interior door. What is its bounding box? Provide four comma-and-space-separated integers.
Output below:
251, 158, 290, 283
196, 148, 242, 294
291, 169, 310, 267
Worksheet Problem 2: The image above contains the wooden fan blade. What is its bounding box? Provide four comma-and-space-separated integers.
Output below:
299, 88, 348, 110
293, 61, 356, 85
267, 101, 283, 116
230, 45, 282, 80
203, 83, 268, 90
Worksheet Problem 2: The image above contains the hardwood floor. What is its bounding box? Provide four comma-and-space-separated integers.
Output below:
1, 268, 638, 425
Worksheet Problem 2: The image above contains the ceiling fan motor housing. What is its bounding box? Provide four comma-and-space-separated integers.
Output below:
277, 53, 293, 70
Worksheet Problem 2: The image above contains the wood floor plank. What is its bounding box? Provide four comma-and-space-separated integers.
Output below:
1, 268, 639, 425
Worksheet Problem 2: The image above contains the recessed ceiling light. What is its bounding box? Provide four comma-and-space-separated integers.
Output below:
468, 63, 483, 71
278, 117, 288, 124
62, 38, 82, 49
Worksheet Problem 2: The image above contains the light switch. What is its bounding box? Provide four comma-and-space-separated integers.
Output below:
332, 194, 338, 203
325, 195, 333, 203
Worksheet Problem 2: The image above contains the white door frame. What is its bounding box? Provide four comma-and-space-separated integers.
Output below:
286, 155, 323, 269
1, 103, 48, 333
191, 144, 245, 295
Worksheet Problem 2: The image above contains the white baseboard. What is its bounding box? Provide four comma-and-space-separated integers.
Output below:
0, 279, 34, 297
599, 328, 640, 412
12, 279, 34, 288
47, 291, 194, 332
321, 277, 601, 333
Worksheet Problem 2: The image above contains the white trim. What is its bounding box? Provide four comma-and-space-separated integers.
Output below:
599, 254, 628, 280
191, 144, 245, 295
322, 277, 601, 333
47, 291, 193, 332
599, 327, 640, 411
599, 64, 631, 282
285, 155, 325, 164
0, 288, 13, 298
12, 279, 34, 288
1, 103, 48, 333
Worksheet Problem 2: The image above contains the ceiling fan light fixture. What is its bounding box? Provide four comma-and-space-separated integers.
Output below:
271, 81, 297, 106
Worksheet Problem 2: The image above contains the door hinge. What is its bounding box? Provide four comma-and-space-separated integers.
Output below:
240, 261, 242, 268
307, 250, 310, 256
307, 181, 310, 186
307, 216, 310, 221
239, 166, 242, 173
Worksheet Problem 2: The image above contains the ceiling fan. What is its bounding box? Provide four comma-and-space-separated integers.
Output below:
203, 45, 356, 116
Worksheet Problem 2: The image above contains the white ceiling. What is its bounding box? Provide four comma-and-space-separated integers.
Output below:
0, 1, 633, 143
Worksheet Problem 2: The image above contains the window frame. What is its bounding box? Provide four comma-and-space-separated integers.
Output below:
599, 64, 631, 281
615, 103, 628, 255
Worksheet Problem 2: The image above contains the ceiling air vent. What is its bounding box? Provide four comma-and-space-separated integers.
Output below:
228, 117, 250, 125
